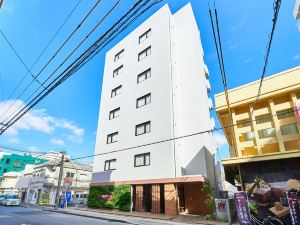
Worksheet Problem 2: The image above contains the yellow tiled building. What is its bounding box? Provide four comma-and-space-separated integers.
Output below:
214, 66, 300, 188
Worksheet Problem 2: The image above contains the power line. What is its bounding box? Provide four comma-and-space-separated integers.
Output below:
0, 29, 44, 88
251, 0, 282, 113
0, 0, 101, 123
0, 0, 160, 134
0, 143, 48, 154
3, 0, 82, 110
70, 109, 299, 161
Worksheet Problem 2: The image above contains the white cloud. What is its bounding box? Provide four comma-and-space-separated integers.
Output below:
293, 54, 300, 60
51, 138, 64, 146
28, 146, 39, 152
0, 100, 84, 144
213, 132, 228, 148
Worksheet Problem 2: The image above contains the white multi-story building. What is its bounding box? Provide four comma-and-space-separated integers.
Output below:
92, 3, 216, 216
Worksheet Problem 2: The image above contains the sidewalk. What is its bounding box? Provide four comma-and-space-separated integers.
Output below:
47, 207, 231, 225
21, 203, 231, 224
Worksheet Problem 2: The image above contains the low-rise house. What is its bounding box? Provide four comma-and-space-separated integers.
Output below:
0, 171, 20, 194
26, 160, 92, 205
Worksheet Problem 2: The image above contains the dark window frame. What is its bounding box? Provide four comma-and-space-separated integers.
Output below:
135, 121, 151, 136
136, 93, 151, 108
113, 65, 124, 77
137, 68, 151, 84
109, 107, 120, 120
107, 132, 119, 144
114, 49, 124, 62
104, 159, 116, 171
111, 85, 122, 98
138, 46, 151, 61
139, 29, 151, 44
134, 152, 150, 167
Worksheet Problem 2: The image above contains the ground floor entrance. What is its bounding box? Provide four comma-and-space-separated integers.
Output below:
132, 182, 208, 216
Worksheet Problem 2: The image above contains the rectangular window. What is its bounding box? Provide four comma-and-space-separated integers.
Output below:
111, 85, 122, 98
107, 132, 118, 144
114, 49, 124, 62
137, 68, 151, 83
66, 172, 75, 178
258, 128, 276, 139
256, 114, 272, 124
244, 132, 255, 141
13, 161, 22, 168
109, 107, 120, 120
5, 159, 10, 164
237, 119, 252, 128
135, 121, 151, 136
113, 65, 123, 77
134, 153, 150, 167
104, 159, 116, 171
139, 29, 151, 44
280, 123, 299, 135
277, 108, 294, 120
136, 93, 151, 108
138, 46, 151, 61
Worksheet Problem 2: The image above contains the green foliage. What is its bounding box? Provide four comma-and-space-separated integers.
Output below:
201, 183, 215, 216
87, 185, 131, 212
112, 185, 131, 212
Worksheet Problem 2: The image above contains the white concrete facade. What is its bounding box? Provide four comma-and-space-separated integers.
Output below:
92, 3, 215, 186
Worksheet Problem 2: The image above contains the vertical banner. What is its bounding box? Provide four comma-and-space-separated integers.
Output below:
234, 192, 252, 225
287, 191, 300, 225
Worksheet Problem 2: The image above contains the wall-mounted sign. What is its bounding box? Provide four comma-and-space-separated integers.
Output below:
234, 192, 252, 225
287, 191, 300, 225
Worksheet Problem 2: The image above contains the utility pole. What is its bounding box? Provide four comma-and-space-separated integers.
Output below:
54, 151, 65, 209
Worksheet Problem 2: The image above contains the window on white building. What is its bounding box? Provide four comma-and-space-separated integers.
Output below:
280, 123, 299, 135
113, 65, 123, 77
134, 153, 150, 167
138, 46, 151, 61
66, 172, 75, 178
258, 128, 276, 139
139, 29, 151, 44
109, 107, 120, 120
104, 159, 116, 171
111, 85, 122, 98
114, 49, 124, 62
135, 121, 151, 136
136, 93, 151, 108
107, 132, 118, 144
277, 108, 295, 120
137, 68, 151, 83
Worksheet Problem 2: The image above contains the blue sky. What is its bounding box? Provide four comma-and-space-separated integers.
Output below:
0, 0, 299, 163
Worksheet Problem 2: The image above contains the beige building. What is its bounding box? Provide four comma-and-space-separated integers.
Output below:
214, 66, 300, 188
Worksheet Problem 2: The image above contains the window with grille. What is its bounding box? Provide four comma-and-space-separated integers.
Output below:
277, 108, 295, 120
258, 128, 276, 139
280, 123, 299, 135
256, 114, 272, 124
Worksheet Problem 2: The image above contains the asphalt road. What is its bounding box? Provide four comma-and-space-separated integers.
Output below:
0, 206, 187, 225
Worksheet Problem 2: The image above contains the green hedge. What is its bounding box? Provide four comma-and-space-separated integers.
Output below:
87, 185, 131, 212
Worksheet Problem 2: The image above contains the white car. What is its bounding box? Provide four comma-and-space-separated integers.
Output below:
3, 194, 20, 206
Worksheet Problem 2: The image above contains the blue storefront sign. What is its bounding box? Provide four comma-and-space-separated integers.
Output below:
234, 192, 252, 225
66, 191, 72, 204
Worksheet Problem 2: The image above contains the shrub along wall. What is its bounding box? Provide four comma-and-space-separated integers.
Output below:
88, 185, 131, 212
